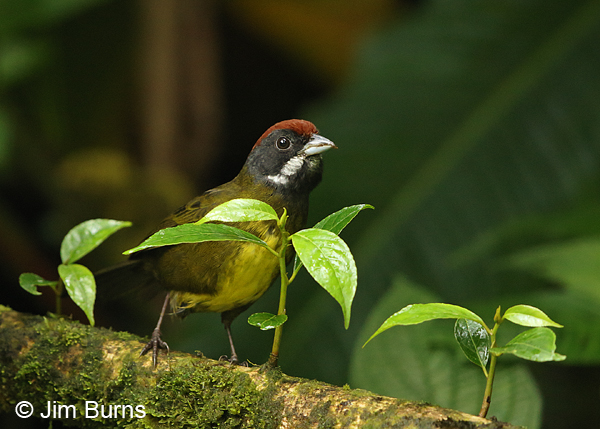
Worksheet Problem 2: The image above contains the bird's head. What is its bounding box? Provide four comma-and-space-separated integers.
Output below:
242, 119, 337, 194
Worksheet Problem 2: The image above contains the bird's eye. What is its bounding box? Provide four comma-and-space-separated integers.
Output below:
276, 137, 291, 150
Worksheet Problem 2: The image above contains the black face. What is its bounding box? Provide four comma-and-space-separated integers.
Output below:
245, 128, 324, 195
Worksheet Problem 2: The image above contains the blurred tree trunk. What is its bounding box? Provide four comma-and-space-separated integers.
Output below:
138, 0, 223, 185
0, 306, 520, 429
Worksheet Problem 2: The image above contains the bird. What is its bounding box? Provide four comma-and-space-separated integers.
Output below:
96, 119, 336, 366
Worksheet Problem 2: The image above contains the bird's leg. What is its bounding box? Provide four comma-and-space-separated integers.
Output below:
219, 308, 249, 365
140, 293, 170, 368
223, 317, 239, 364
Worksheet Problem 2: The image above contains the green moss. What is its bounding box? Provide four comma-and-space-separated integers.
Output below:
13, 317, 98, 406
309, 399, 336, 429
141, 360, 280, 428
2, 312, 146, 426
1, 308, 289, 427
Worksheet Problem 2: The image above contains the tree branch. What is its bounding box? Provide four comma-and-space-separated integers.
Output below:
0, 306, 520, 428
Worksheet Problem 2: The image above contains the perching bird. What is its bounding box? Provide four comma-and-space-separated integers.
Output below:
97, 119, 336, 366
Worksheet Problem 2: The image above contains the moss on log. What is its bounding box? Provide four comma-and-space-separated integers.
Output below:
0, 305, 520, 428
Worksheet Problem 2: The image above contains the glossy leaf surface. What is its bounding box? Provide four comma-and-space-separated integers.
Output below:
293, 204, 373, 271
503, 304, 563, 328
313, 204, 374, 234
365, 303, 487, 346
196, 198, 279, 225
18, 272, 57, 295
124, 223, 272, 255
58, 263, 96, 326
61, 219, 131, 264
292, 228, 356, 329
351, 278, 542, 427
248, 313, 288, 330
454, 318, 491, 371
492, 327, 566, 362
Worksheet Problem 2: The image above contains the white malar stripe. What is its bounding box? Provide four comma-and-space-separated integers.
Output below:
266, 173, 289, 186
267, 155, 305, 185
280, 155, 305, 176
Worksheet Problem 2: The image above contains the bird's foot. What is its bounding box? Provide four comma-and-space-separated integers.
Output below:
140, 328, 169, 368
218, 354, 248, 366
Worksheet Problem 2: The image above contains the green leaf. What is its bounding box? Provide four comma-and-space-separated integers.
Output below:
519, 290, 600, 364
195, 198, 279, 225
291, 228, 356, 329
364, 303, 488, 346
124, 223, 273, 255
492, 327, 566, 362
503, 304, 563, 328
454, 318, 491, 371
18, 273, 58, 295
60, 219, 132, 264
293, 204, 374, 272
350, 277, 542, 427
248, 313, 288, 330
313, 204, 375, 234
58, 264, 96, 326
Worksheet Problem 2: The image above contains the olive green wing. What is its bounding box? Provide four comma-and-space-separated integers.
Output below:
150, 182, 242, 232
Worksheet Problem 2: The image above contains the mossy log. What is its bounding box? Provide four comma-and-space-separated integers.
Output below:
0, 305, 520, 428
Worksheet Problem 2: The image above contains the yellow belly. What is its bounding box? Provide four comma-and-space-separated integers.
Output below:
169, 234, 280, 314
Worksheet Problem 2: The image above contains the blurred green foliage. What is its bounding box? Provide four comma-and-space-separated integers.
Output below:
288, 0, 599, 427
2, 0, 600, 428
0, 0, 107, 168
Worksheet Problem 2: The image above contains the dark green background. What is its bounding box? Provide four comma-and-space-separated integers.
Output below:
2, 1, 599, 428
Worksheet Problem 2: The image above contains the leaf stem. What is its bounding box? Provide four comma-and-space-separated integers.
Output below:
268, 211, 291, 367
479, 348, 498, 417
55, 279, 64, 316
288, 259, 303, 283
479, 308, 502, 418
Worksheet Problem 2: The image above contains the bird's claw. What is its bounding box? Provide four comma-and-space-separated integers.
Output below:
218, 354, 247, 366
218, 354, 238, 364
140, 327, 169, 368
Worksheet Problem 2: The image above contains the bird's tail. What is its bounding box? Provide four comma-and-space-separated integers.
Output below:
94, 259, 160, 301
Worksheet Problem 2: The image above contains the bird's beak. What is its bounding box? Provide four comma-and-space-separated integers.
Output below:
302, 134, 338, 156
